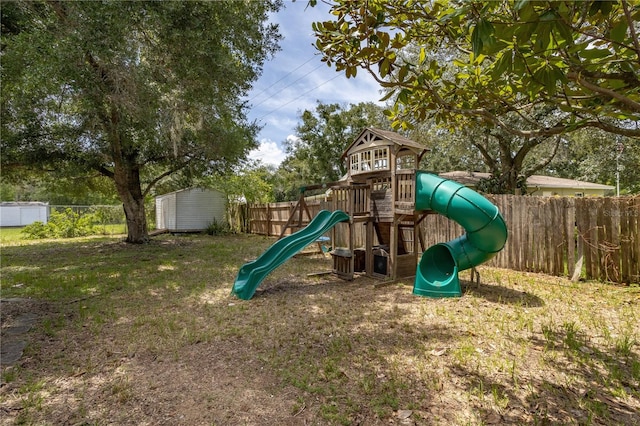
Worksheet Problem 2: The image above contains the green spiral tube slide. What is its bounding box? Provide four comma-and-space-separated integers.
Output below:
232, 209, 349, 300
414, 172, 508, 297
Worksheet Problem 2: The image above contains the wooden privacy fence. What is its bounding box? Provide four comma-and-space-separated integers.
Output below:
417, 195, 639, 284
247, 200, 327, 237
246, 196, 639, 284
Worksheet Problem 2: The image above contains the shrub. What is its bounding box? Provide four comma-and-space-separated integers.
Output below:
206, 219, 232, 236
21, 221, 50, 239
22, 208, 98, 239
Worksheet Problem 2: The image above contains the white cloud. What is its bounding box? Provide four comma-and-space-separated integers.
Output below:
248, 139, 287, 167
247, 1, 389, 147
285, 134, 301, 145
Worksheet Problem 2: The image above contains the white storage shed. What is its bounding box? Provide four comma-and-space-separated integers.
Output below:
0, 202, 49, 227
155, 188, 226, 232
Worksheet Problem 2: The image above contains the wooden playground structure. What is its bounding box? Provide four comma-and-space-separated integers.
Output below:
280, 127, 435, 281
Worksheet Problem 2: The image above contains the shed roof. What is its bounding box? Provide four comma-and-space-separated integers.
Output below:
341, 127, 429, 159
155, 187, 224, 198
0, 201, 49, 207
440, 171, 614, 190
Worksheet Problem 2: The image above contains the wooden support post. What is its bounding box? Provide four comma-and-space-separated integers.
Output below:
278, 195, 303, 239
413, 212, 419, 267
390, 219, 397, 280
366, 219, 373, 276
349, 218, 355, 278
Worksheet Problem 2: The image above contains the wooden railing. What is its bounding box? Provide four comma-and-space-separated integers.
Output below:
395, 170, 415, 208
331, 185, 369, 216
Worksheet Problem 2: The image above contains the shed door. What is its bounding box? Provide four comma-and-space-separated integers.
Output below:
158, 198, 170, 229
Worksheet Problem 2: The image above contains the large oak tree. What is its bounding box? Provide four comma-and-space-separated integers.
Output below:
311, 0, 639, 191
1, 1, 283, 242
313, 0, 639, 136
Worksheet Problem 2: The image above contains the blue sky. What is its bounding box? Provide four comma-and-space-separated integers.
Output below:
246, 1, 385, 167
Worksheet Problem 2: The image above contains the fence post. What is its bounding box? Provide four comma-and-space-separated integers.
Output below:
266, 203, 271, 237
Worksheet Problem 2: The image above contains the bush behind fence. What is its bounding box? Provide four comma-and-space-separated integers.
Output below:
50, 204, 156, 230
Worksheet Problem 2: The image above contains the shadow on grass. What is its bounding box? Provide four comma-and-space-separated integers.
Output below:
3, 235, 637, 425
451, 329, 640, 425
461, 280, 545, 307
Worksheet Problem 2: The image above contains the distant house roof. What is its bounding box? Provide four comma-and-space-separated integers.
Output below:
440, 171, 614, 191
341, 127, 429, 160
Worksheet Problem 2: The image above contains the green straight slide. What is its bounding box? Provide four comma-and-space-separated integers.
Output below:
232, 209, 349, 300
414, 172, 508, 298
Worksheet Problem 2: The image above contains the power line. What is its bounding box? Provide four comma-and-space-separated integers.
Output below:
248, 55, 318, 103
257, 72, 342, 121
251, 61, 326, 110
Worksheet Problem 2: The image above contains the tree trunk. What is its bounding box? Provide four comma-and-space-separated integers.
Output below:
113, 161, 148, 244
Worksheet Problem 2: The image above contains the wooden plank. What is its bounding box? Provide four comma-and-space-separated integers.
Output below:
508, 195, 518, 271
544, 198, 553, 274
575, 198, 586, 277
604, 197, 620, 282
565, 197, 576, 278
619, 197, 631, 282
580, 198, 593, 279
522, 196, 531, 271
545, 198, 562, 276
506, 196, 516, 270
587, 197, 599, 280
534, 198, 543, 272
630, 197, 640, 284
555, 198, 566, 276
597, 198, 607, 281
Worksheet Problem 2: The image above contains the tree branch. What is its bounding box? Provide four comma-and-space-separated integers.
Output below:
621, 0, 640, 63
141, 159, 192, 198
526, 136, 563, 176
567, 71, 640, 113
94, 165, 115, 179
365, 64, 640, 138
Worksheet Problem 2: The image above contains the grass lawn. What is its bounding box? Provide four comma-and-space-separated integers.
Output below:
1, 233, 639, 425
0, 228, 25, 244
1, 225, 126, 245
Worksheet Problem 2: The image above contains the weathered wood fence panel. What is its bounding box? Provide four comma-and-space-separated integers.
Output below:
247, 200, 325, 237
246, 196, 639, 284
573, 196, 640, 284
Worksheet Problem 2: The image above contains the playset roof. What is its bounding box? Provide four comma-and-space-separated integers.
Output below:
340, 127, 429, 160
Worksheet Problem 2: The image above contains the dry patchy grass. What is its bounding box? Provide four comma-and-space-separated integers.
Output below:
1, 234, 639, 425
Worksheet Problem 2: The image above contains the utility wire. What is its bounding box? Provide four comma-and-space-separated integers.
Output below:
248, 56, 318, 102
257, 72, 342, 121
251, 61, 326, 110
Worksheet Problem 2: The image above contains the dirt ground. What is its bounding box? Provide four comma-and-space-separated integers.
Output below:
1, 239, 639, 425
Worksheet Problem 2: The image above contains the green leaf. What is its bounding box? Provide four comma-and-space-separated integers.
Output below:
554, 20, 574, 44
539, 9, 558, 22
397, 88, 410, 104
379, 90, 397, 102
609, 20, 628, 43
491, 52, 512, 78
514, 22, 536, 44
580, 48, 612, 60
471, 23, 483, 57
418, 47, 426, 64
378, 58, 389, 77
478, 19, 495, 46
453, 58, 468, 68
398, 65, 408, 82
